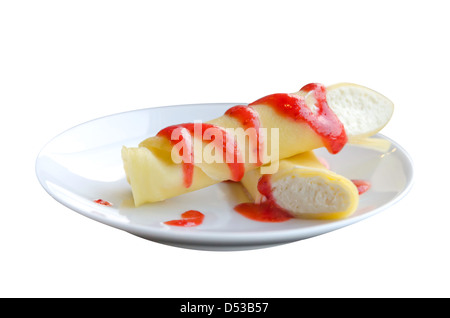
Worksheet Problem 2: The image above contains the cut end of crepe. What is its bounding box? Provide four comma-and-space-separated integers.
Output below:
326, 83, 394, 138
271, 171, 359, 220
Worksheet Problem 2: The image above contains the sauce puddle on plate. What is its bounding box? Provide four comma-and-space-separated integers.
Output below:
93, 199, 113, 207
234, 174, 293, 223
164, 210, 205, 227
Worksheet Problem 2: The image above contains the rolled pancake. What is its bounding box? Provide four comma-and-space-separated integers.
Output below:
239, 151, 359, 220
122, 83, 393, 206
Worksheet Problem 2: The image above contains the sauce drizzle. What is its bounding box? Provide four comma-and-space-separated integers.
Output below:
249, 83, 347, 154
225, 105, 263, 166
157, 123, 245, 188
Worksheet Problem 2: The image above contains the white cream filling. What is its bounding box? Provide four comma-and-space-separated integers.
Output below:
326, 85, 394, 137
271, 175, 350, 216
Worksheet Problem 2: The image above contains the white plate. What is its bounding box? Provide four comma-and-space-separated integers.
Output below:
36, 103, 414, 251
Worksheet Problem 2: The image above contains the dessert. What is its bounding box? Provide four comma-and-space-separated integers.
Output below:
122, 83, 393, 208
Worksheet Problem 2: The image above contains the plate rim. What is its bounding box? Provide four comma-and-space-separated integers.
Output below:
36, 103, 414, 249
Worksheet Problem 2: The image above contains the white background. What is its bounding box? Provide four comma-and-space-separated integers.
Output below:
1, 0, 449, 297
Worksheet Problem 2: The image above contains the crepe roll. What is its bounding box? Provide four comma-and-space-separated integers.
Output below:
122, 83, 393, 206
